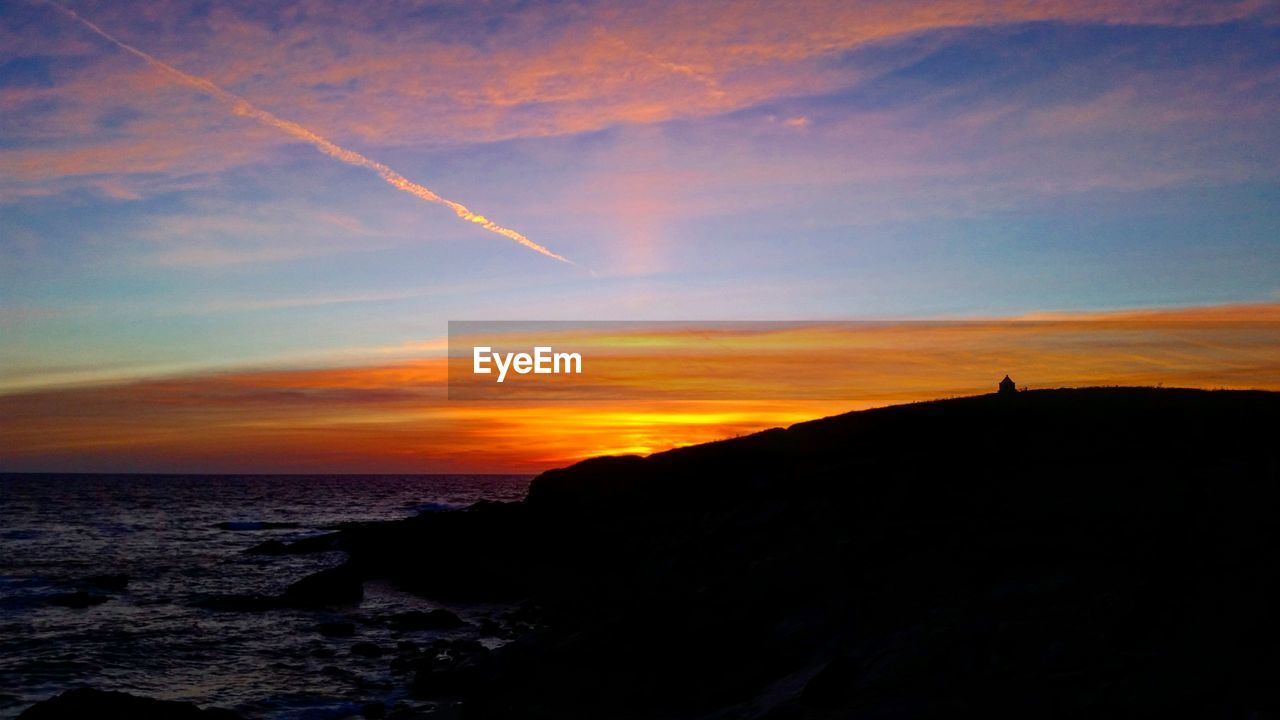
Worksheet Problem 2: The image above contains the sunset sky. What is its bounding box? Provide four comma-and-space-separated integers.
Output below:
2, 1, 1279, 472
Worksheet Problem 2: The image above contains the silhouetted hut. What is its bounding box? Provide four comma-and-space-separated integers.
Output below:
998, 375, 1017, 395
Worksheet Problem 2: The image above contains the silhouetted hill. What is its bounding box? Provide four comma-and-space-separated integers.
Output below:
293, 389, 1280, 717
528, 386, 1278, 514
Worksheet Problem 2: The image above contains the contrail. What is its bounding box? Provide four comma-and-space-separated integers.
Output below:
45, 1, 575, 265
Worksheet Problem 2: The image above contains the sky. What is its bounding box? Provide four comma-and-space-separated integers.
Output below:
2, 0, 1279, 472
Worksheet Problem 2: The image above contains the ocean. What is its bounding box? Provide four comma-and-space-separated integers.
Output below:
0, 473, 532, 719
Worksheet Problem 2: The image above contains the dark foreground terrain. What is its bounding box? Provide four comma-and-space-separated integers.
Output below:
22, 388, 1280, 718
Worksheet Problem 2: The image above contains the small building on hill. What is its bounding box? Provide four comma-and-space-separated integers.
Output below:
998, 375, 1017, 395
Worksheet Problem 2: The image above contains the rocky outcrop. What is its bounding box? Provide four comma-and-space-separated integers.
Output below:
198, 561, 362, 612
323, 388, 1280, 719
244, 532, 344, 555
387, 609, 466, 631
279, 562, 363, 608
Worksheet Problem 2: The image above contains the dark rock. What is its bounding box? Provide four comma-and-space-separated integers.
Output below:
82, 573, 129, 592
18, 687, 241, 719
797, 657, 861, 709
280, 563, 363, 608
501, 602, 541, 624
386, 702, 434, 720
243, 539, 288, 555
412, 656, 486, 699
246, 533, 344, 555
442, 638, 485, 654
410, 640, 492, 699
280, 532, 344, 553
352, 642, 385, 658
47, 591, 107, 608
388, 609, 465, 631
201, 565, 362, 612
317, 621, 357, 638
310, 389, 1280, 718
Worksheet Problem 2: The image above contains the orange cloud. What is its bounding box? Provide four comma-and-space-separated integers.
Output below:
3, 304, 1277, 473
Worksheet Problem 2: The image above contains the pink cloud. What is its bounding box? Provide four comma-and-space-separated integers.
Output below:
3, 0, 1273, 199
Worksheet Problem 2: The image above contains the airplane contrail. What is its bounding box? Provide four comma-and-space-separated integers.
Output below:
45, 1, 576, 266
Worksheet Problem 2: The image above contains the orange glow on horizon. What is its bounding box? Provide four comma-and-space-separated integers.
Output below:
3, 304, 1278, 474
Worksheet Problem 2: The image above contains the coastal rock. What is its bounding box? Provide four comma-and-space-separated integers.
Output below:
18, 687, 242, 719
406, 638, 494, 699
326, 388, 1280, 719
243, 539, 288, 555
411, 653, 487, 699
438, 638, 485, 654
388, 609, 465, 631
796, 657, 861, 709
247, 532, 344, 555
284, 532, 345, 553
199, 565, 363, 612
280, 563, 363, 608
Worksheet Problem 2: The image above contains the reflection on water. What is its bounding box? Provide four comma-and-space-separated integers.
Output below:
0, 474, 530, 718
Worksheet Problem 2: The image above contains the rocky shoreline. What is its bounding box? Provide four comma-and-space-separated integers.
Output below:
20, 388, 1280, 718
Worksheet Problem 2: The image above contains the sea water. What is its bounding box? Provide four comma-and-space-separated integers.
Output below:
0, 473, 531, 718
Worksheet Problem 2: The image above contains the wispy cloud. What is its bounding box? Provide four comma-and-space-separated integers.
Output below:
38, 1, 574, 264
127, 203, 394, 267
4, 0, 1274, 197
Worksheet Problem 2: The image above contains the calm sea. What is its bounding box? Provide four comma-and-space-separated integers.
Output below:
0, 473, 531, 719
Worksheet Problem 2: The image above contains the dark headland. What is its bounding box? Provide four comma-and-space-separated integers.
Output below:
21, 387, 1280, 718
